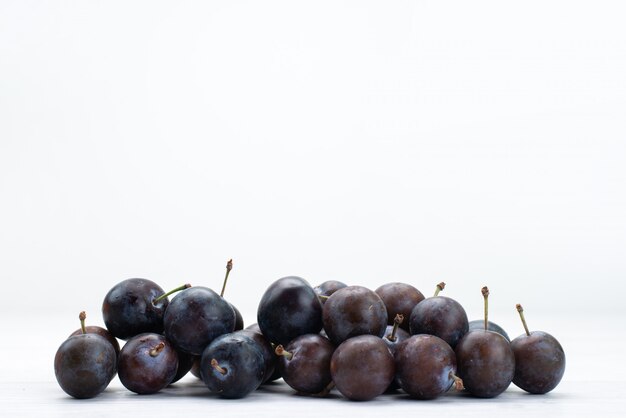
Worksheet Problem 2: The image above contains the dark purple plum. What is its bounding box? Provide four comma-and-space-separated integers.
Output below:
257, 276, 323, 345
69, 325, 120, 359
164, 286, 236, 355
102, 279, 189, 340
382, 314, 410, 391
456, 330, 514, 397
244, 323, 282, 383
375, 282, 425, 331
231, 304, 244, 331
200, 332, 265, 398
455, 287, 515, 398
330, 335, 395, 401
54, 312, 117, 399
468, 319, 510, 342
314, 280, 348, 303
275, 334, 334, 395
190, 356, 202, 379
322, 285, 387, 345
118, 333, 178, 394
409, 282, 468, 349
237, 329, 276, 383
170, 350, 196, 384
395, 334, 462, 399
511, 304, 565, 394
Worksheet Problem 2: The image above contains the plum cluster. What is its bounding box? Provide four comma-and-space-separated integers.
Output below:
54, 262, 566, 401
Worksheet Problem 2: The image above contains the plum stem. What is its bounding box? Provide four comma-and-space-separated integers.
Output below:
318, 295, 329, 301
79, 311, 87, 334
516, 304, 531, 336
220, 259, 233, 297
211, 359, 227, 375
275, 345, 293, 360
387, 313, 404, 342
482, 286, 490, 331
153, 283, 191, 304
434, 282, 446, 297
149, 342, 165, 357
450, 371, 465, 391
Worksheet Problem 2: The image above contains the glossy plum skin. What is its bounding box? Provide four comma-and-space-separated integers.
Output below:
171, 350, 195, 384
54, 334, 117, 399
330, 335, 395, 401
455, 330, 515, 398
323, 286, 387, 345
237, 329, 276, 383
314, 280, 348, 302
200, 333, 265, 399
468, 320, 510, 342
511, 331, 565, 394
102, 278, 168, 340
118, 333, 178, 394
277, 334, 334, 394
395, 335, 457, 399
257, 276, 323, 345
409, 296, 468, 349
164, 286, 236, 355
382, 324, 410, 391
375, 282, 425, 331
69, 325, 120, 358
244, 323, 282, 383
231, 303, 244, 331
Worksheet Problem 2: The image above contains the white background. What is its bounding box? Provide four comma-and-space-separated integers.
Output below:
1, 1, 625, 416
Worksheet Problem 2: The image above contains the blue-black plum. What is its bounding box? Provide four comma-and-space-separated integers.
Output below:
164, 286, 236, 355
237, 329, 276, 383
200, 332, 265, 398
102, 279, 180, 340
54, 312, 117, 399
257, 276, 323, 346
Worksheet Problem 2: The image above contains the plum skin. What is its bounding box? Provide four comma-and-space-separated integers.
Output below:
277, 333, 334, 394
102, 278, 168, 340
409, 295, 468, 349
257, 276, 323, 346
322, 285, 387, 346
330, 335, 395, 401
455, 330, 515, 398
117, 333, 179, 395
511, 330, 565, 394
54, 334, 117, 399
395, 334, 457, 399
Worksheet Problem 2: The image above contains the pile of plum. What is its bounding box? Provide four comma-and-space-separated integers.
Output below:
54, 261, 566, 401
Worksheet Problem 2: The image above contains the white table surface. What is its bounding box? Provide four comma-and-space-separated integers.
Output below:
2, 312, 624, 417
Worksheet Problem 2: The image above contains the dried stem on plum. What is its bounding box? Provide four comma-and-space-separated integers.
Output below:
434, 282, 446, 297
516, 303, 531, 336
